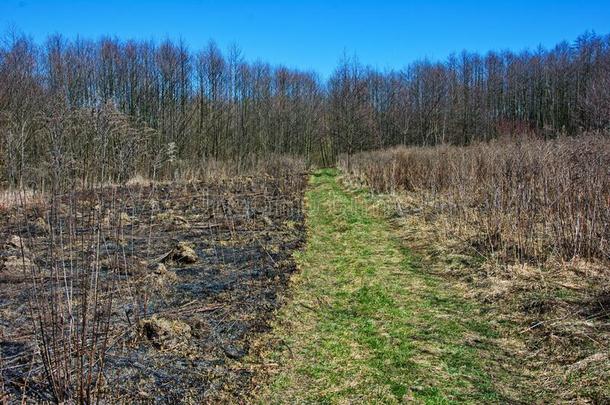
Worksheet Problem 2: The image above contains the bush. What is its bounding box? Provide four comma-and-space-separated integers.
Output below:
340, 135, 610, 263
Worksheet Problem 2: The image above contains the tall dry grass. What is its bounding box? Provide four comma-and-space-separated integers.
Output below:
340, 135, 610, 263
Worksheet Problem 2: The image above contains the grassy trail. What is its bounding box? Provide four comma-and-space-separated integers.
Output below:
258, 169, 505, 404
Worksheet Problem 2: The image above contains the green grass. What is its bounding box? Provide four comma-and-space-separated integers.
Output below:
259, 169, 505, 404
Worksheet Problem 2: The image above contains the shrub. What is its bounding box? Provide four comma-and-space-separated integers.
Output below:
340, 135, 610, 263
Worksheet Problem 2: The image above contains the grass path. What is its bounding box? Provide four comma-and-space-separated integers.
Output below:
258, 169, 506, 404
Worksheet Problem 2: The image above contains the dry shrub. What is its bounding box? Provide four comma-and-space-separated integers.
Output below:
124, 174, 151, 187
158, 153, 307, 187
257, 154, 307, 177
0, 189, 47, 212
341, 135, 610, 264
341, 135, 610, 401
20, 193, 119, 403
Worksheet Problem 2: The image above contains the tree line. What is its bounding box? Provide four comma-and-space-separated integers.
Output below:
1, 29, 609, 187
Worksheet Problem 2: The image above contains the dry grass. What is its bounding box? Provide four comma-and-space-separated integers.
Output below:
340, 134, 610, 264
0, 189, 47, 212
387, 195, 610, 402
340, 138, 610, 401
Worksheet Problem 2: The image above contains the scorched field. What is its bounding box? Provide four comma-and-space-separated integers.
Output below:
0, 171, 305, 402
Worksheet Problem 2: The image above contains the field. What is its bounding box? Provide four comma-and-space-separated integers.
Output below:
1, 136, 609, 403
337, 135, 610, 401
0, 170, 306, 402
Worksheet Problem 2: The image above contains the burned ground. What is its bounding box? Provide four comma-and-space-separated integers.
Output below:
0, 173, 306, 403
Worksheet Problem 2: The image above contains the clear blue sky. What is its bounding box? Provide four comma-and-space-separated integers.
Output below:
1, 0, 609, 77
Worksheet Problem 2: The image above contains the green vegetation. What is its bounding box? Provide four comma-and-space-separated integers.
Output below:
260, 169, 508, 404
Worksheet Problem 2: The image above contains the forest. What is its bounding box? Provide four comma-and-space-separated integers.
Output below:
1, 30, 609, 188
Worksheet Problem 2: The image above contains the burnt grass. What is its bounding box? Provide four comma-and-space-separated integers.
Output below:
0, 173, 306, 402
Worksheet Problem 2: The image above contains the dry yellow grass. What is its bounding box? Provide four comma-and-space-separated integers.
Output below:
344, 173, 610, 402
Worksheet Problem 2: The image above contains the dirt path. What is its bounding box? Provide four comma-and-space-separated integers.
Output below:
256, 169, 513, 403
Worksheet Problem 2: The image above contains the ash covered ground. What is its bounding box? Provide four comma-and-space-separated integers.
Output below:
0, 173, 306, 403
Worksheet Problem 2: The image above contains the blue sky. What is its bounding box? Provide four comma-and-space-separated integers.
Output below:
1, 0, 609, 77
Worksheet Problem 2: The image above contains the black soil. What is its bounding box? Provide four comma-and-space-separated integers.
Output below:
0, 173, 306, 403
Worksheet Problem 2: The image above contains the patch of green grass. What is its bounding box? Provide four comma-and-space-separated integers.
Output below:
258, 169, 506, 404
